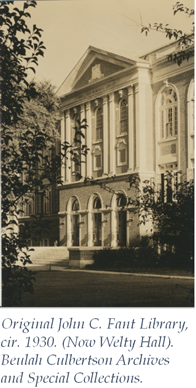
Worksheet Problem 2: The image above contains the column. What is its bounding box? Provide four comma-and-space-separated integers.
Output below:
128, 85, 134, 171
109, 92, 115, 175
86, 101, 92, 177
80, 104, 86, 178
103, 95, 109, 175
135, 82, 146, 171
65, 109, 71, 182
61, 111, 66, 182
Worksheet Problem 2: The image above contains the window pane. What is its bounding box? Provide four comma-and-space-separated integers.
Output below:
120, 100, 127, 134
167, 108, 173, 137
174, 106, 178, 135
72, 198, 79, 211
93, 197, 101, 209
119, 148, 126, 163
95, 154, 101, 168
96, 108, 102, 140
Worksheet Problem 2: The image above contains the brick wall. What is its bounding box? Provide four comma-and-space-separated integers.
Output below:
152, 69, 194, 176
59, 176, 139, 246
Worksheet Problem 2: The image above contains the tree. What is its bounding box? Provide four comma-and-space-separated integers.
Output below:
1, 0, 48, 306
141, 2, 194, 65
137, 173, 194, 265
1, 1, 87, 306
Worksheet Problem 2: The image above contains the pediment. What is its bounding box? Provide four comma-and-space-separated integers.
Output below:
73, 57, 125, 90
57, 46, 146, 97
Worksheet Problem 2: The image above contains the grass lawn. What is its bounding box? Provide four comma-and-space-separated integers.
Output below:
21, 270, 194, 307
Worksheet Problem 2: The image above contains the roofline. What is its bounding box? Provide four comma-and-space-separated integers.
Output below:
56, 45, 149, 94
140, 33, 194, 59
88, 45, 148, 64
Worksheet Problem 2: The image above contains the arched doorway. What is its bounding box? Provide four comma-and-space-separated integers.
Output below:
93, 196, 102, 246
71, 197, 79, 246
116, 193, 127, 247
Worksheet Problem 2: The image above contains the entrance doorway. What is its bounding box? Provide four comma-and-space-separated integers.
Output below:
72, 214, 79, 246
116, 193, 127, 247
117, 211, 126, 247
93, 196, 102, 246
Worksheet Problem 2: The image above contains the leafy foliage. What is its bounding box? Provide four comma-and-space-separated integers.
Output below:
1, 1, 88, 306
137, 173, 194, 264
141, 2, 194, 65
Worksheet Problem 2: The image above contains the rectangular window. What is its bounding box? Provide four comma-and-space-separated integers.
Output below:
95, 154, 101, 169
167, 108, 173, 137
120, 119, 127, 134
96, 127, 102, 141
119, 149, 126, 163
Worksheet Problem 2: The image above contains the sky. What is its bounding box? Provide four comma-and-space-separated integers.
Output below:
16, 0, 194, 89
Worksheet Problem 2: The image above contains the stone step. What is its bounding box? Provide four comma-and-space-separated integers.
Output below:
18, 247, 69, 268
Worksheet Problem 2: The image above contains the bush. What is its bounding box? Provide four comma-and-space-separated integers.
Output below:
91, 245, 193, 273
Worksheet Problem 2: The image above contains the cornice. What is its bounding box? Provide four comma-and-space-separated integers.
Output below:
60, 63, 150, 103
152, 62, 194, 84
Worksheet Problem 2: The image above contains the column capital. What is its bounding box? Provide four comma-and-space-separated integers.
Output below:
109, 92, 115, 102
128, 84, 134, 95
86, 101, 91, 110
80, 103, 85, 112
65, 108, 70, 118
73, 107, 78, 115
134, 83, 139, 94
103, 95, 108, 104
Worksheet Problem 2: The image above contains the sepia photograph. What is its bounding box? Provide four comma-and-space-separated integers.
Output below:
1, 0, 194, 308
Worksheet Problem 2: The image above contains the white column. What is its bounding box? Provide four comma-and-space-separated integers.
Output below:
135, 82, 146, 171
80, 104, 86, 178
65, 109, 71, 182
109, 92, 115, 175
128, 85, 134, 171
61, 112, 66, 182
86, 102, 92, 177
103, 95, 109, 175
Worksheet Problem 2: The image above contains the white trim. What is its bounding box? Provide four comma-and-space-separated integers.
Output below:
103, 95, 109, 174
116, 139, 127, 166
92, 145, 102, 171
109, 92, 115, 175
155, 83, 180, 174
66, 196, 81, 247
86, 101, 92, 177
87, 193, 104, 247
65, 109, 71, 182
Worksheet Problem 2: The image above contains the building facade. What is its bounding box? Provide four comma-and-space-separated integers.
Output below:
19, 42, 194, 248
56, 43, 194, 249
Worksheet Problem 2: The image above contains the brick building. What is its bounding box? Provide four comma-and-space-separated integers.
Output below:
20, 41, 194, 249
56, 43, 194, 250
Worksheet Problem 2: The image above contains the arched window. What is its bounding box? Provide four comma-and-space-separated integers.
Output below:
116, 193, 127, 247
159, 87, 178, 140
120, 99, 127, 134
93, 196, 101, 209
116, 193, 127, 207
72, 197, 79, 211
92, 196, 102, 246
71, 197, 80, 246
96, 107, 103, 141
